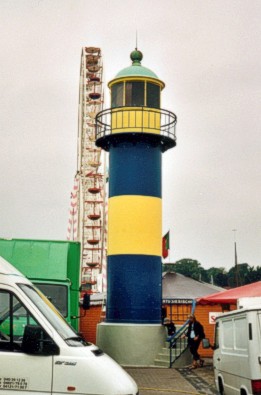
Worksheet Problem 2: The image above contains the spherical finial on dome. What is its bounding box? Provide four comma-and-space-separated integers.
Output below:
130, 49, 143, 65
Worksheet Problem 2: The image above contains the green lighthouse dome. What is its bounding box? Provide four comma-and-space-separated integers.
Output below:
114, 49, 159, 79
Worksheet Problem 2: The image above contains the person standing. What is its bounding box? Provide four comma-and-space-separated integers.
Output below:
163, 317, 176, 348
185, 314, 205, 369
163, 317, 176, 337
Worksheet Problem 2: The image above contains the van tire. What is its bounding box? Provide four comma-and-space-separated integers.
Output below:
218, 377, 224, 395
240, 389, 247, 395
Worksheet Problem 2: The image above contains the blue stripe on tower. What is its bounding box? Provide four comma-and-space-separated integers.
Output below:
106, 255, 162, 323
109, 140, 161, 198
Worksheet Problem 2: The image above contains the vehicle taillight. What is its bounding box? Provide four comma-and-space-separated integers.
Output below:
251, 380, 261, 395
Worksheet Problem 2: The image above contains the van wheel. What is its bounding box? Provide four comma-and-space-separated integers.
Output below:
218, 378, 224, 395
240, 389, 247, 395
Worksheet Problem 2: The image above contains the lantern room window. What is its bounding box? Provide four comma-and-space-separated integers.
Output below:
125, 81, 144, 107
111, 80, 161, 108
111, 82, 124, 108
147, 83, 160, 109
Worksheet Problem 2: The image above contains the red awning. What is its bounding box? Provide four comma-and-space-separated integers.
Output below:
197, 281, 261, 305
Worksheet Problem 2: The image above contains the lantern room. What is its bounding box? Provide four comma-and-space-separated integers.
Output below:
96, 49, 177, 152
109, 49, 164, 109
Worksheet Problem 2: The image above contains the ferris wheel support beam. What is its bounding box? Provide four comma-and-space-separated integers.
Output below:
67, 47, 107, 294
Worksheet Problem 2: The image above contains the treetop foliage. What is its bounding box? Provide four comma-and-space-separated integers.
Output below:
162, 259, 261, 288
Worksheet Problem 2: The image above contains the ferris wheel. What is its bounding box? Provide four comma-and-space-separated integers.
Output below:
67, 47, 107, 293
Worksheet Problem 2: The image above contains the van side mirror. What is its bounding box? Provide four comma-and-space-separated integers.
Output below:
82, 293, 90, 310
22, 325, 59, 355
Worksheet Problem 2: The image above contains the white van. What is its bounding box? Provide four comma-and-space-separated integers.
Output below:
0, 257, 138, 394
213, 306, 261, 395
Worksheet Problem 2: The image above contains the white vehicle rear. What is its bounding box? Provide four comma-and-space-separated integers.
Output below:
213, 306, 261, 395
0, 257, 138, 394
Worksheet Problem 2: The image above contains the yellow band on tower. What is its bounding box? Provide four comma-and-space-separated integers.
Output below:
111, 107, 161, 135
108, 195, 162, 256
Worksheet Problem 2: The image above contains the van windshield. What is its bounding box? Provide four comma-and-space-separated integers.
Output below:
18, 283, 87, 346
34, 282, 68, 318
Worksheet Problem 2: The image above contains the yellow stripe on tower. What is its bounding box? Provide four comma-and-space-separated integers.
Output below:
108, 195, 162, 256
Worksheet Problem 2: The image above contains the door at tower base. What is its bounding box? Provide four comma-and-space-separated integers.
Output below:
106, 255, 162, 323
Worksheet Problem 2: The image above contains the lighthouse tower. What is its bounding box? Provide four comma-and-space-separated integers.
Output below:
96, 49, 177, 365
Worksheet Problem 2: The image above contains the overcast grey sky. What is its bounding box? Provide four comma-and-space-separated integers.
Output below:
0, 0, 260, 270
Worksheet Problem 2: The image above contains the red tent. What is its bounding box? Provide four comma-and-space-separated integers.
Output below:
197, 281, 261, 305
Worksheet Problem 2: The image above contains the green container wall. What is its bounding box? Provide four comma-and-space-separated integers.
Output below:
0, 239, 81, 330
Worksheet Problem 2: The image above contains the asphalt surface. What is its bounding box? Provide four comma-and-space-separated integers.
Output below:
125, 359, 217, 395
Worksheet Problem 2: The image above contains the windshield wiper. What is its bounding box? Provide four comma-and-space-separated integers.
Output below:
64, 336, 91, 345
64, 336, 82, 341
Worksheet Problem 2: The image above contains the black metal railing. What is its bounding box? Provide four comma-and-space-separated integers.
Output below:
166, 299, 196, 368
168, 325, 189, 367
95, 106, 177, 150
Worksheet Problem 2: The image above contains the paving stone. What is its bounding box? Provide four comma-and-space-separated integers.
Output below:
125, 360, 217, 395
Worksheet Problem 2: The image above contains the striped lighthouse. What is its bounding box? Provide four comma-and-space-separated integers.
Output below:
96, 49, 177, 365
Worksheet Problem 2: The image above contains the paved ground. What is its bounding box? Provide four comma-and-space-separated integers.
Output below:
125, 359, 217, 395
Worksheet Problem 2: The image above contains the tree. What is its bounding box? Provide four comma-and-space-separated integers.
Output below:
245, 266, 261, 284
227, 263, 253, 287
214, 272, 228, 287
163, 258, 208, 282
163, 259, 260, 287
162, 264, 176, 273
206, 267, 228, 287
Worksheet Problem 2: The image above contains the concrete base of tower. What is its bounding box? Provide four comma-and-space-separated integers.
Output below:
96, 322, 166, 366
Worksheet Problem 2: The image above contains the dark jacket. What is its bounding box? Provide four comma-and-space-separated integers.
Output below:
186, 320, 205, 342
165, 322, 176, 336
